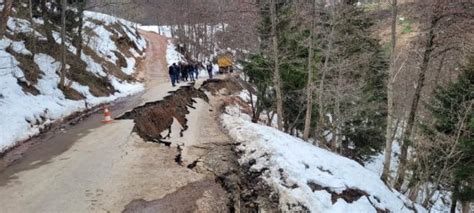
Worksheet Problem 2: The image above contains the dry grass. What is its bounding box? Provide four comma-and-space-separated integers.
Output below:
81, 45, 133, 82
62, 86, 86, 100
5, 45, 42, 84
32, 40, 115, 97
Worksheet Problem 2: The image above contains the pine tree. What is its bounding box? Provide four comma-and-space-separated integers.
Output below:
321, 3, 388, 161
241, 53, 274, 123
243, 1, 387, 162
422, 59, 473, 211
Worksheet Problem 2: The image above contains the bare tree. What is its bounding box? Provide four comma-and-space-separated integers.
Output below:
270, 0, 284, 131
28, 0, 37, 55
40, 0, 55, 43
381, 0, 398, 183
394, 0, 474, 191
0, 0, 13, 38
303, 0, 316, 141
59, 0, 67, 88
317, 0, 335, 142
74, 0, 87, 57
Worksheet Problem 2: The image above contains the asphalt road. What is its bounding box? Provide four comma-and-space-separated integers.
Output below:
0, 31, 228, 213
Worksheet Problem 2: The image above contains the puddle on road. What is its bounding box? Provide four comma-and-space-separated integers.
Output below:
117, 85, 208, 146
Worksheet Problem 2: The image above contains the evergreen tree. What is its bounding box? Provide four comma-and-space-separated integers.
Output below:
241, 54, 274, 123
321, 3, 388, 161
278, 2, 313, 133
245, 0, 308, 131
243, 1, 387, 162
421, 58, 473, 210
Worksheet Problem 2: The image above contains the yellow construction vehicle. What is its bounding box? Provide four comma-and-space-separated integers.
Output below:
217, 54, 233, 74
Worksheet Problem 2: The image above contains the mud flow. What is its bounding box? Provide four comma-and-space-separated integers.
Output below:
118, 85, 208, 145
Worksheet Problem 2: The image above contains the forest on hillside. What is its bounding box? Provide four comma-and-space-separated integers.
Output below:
239, 1, 473, 212
88, 0, 259, 60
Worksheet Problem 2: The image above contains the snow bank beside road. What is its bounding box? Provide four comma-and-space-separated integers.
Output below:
0, 11, 146, 152
221, 106, 426, 212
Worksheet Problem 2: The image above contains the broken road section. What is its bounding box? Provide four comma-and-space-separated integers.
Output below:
118, 85, 208, 146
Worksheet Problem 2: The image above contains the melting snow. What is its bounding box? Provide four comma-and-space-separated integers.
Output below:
166, 41, 185, 66
0, 12, 146, 152
221, 106, 426, 212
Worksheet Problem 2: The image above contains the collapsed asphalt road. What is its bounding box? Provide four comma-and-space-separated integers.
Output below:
0, 27, 277, 212
118, 85, 208, 146
0, 31, 233, 212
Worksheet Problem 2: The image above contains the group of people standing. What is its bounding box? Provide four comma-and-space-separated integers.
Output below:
169, 62, 215, 87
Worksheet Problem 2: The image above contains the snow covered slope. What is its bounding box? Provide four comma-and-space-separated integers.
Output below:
221, 106, 426, 212
0, 10, 147, 152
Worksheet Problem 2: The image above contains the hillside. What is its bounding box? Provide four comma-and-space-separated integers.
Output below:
0, 6, 146, 152
219, 98, 426, 212
0, 1, 471, 212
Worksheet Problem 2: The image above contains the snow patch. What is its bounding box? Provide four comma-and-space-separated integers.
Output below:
0, 11, 147, 152
221, 107, 426, 212
166, 40, 185, 66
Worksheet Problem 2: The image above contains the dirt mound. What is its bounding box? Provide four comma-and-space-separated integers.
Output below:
201, 77, 244, 95
118, 85, 208, 145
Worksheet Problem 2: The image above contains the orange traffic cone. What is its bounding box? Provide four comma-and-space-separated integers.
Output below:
102, 105, 113, 124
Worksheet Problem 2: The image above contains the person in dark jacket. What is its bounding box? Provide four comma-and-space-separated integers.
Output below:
206, 62, 213, 79
194, 64, 199, 79
173, 63, 180, 84
169, 63, 177, 87
188, 64, 195, 81
180, 63, 188, 82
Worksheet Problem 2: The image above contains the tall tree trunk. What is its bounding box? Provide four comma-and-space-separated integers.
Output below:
450, 182, 459, 213
0, 0, 13, 38
28, 0, 37, 55
59, 0, 67, 88
75, 1, 86, 57
433, 54, 446, 87
461, 201, 471, 213
381, 0, 397, 183
332, 66, 343, 150
270, 0, 284, 131
41, 0, 55, 43
303, 0, 316, 141
317, 0, 335, 141
394, 19, 436, 191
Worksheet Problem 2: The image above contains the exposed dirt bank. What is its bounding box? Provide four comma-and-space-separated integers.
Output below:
118, 85, 208, 145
